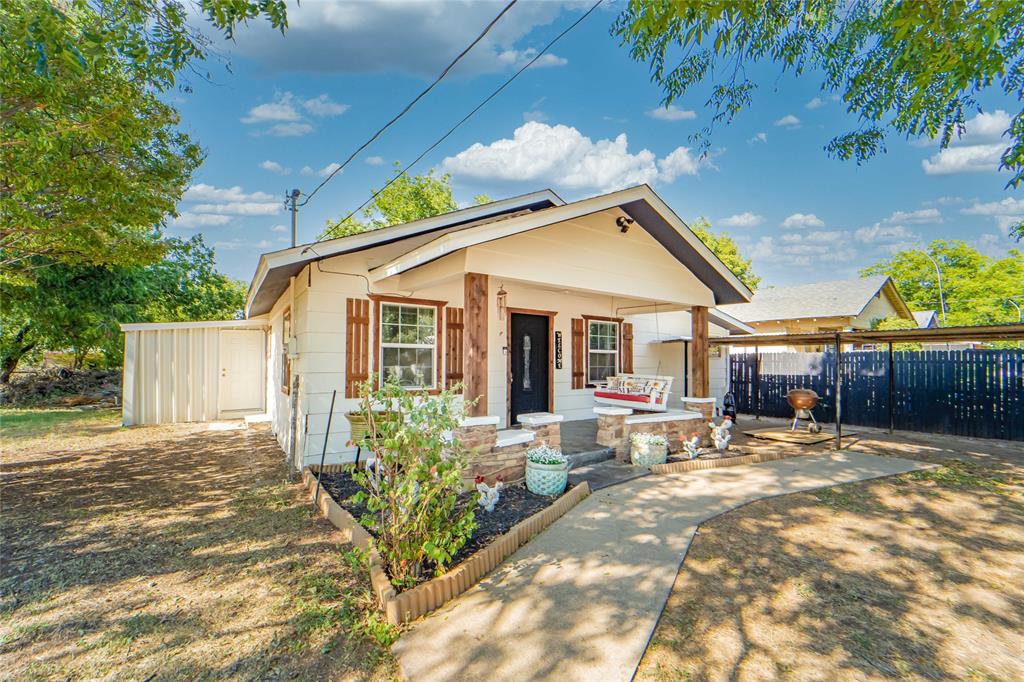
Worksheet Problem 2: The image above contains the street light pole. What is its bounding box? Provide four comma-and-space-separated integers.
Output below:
922, 249, 947, 326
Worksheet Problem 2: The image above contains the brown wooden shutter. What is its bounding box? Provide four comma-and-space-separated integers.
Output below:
345, 298, 370, 398
621, 322, 634, 374
445, 306, 464, 388
571, 318, 585, 389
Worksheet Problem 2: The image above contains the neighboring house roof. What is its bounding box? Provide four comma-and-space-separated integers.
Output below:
913, 310, 938, 328
245, 184, 755, 317
719, 276, 914, 324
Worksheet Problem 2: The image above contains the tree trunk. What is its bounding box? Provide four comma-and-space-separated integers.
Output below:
1, 325, 35, 384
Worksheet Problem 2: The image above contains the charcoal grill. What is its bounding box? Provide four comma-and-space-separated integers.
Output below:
787, 389, 822, 433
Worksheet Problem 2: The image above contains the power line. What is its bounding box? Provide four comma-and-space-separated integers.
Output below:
298, 0, 519, 206
330, 0, 604, 230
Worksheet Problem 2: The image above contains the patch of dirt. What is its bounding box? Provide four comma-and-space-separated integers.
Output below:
320, 470, 567, 579
0, 367, 121, 407
637, 451, 1024, 681
0, 418, 396, 681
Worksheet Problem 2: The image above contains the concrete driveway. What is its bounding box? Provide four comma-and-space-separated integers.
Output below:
393, 451, 932, 682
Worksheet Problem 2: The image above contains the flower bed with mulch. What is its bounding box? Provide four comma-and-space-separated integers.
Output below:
306, 466, 591, 623
319, 470, 572, 578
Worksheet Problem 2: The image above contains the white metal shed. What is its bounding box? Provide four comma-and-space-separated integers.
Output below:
120, 320, 268, 426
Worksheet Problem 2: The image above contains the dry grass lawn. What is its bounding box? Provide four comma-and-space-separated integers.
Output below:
638, 429, 1024, 682
1, 411, 396, 681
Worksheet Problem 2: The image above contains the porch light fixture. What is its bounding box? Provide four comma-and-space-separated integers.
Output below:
616, 216, 634, 233
497, 284, 508, 321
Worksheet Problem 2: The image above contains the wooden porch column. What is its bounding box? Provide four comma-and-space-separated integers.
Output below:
463, 272, 488, 416
690, 305, 709, 398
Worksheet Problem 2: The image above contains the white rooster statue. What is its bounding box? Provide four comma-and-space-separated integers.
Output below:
709, 416, 734, 450
681, 432, 701, 459
475, 475, 504, 513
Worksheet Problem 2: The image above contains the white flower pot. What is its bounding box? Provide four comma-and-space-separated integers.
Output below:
630, 441, 668, 467
526, 460, 568, 496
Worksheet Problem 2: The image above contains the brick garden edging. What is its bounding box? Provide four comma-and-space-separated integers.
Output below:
650, 449, 807, 474
303, 465, 591, 624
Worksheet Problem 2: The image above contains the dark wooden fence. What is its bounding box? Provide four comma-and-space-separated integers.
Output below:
729, 349, 1024, 441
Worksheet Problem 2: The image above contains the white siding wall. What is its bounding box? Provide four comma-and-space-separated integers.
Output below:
122, 324, 271, 427
261, 216, 727, 467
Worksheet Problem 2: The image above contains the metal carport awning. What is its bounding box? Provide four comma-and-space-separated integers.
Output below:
709, 323, 1024, 449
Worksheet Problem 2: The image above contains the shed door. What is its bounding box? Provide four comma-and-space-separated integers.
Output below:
218, 329, 265, 415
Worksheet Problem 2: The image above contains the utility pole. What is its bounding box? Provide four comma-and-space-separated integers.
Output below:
288, 189, 301, 247
921, 249, 946, 326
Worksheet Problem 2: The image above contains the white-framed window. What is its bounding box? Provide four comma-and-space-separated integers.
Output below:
587, 319, 619, 384
379, 302, 438, 389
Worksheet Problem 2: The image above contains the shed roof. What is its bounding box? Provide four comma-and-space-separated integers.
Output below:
719, 276, 913, 323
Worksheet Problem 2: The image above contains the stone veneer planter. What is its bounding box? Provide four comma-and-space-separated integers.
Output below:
303, 465, 591, 624
650, 449, 808, 474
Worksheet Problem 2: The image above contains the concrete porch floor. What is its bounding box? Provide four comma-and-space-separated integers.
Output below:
559, 419, 602, 455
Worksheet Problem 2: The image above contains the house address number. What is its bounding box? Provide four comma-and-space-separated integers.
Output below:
555, 331, 563, 369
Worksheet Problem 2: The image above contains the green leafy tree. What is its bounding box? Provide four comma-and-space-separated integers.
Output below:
321, 167, 490, 239
690, 218, 761, 291
614, 1, 1024, 187
872, 315, 921, 350
0, 236, 245, 381
861, 240, 1024, 328
1, 0, 287, 276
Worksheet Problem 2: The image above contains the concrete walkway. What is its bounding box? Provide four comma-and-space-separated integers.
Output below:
393, 451, 931, 682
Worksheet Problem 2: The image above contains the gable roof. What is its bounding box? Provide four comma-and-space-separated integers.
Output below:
719, 276, 913, 323
245, 190, 563, 317
245, 185, 754, 317
913, 310, 938, 328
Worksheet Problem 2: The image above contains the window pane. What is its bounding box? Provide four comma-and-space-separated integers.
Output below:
417, 307, 435, 325
381, 344, 434, 388
399, 326, 418, 344
400, 308, 417, 325
588, 352, 616, 383
417, 325, 435, 345
382, 305, 399, 324
381, 323, 399, 343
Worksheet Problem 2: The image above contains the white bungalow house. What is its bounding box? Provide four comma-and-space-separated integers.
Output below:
121, 185, 754, 469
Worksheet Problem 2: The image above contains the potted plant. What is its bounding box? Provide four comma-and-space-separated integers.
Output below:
525, 445, 569, 496
630, 432, 669, 466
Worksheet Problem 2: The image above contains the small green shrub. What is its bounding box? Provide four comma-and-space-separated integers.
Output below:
351, 378, 477, 590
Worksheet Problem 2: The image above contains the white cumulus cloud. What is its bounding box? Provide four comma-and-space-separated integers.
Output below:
883, 208, 942, 224
719, 212, 763, 228
646, 105, 697, 121
317, 162, 342, 177
259, 160, 290, 174
922, 143, 1004, 175
303, 94, 350, 117
854, 223, 918, 243
170, 212, 232, 229
442, 122, 710, 192
774, 114, 801, 128
271, 224, 288, 233
242, 92, 348, 137
182, 183, 280, 217
921, 109, 1012, 176
805, 97, 825, 110
365, 156, 386, 166
780, 213, 824, 229
747, 132, 767, 145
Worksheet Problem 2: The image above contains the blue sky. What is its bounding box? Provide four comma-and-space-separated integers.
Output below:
169, 0, 1021, 288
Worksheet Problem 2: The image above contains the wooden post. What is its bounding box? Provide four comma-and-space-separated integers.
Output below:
834, 333, 843, 450
463, 272, 488, 416
691, 305, 709, 398
753, 345, 761, 420
888, 342, 895, 434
